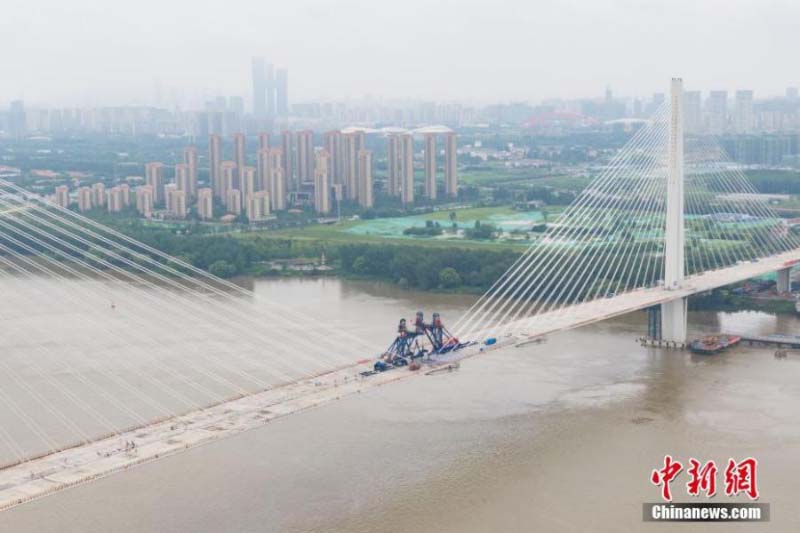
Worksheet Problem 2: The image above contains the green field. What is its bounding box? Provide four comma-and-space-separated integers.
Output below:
242, 206, 564, 250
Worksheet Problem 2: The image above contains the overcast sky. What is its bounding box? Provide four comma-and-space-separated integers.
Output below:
2, 0, 798, 108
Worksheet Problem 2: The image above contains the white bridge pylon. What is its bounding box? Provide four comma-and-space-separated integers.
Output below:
452, 78, 800, 344
661, 77, 687, 342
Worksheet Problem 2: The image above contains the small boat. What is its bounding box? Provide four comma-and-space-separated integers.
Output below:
689, 334, 741, 355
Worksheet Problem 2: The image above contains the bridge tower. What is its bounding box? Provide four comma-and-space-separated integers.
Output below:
661, 78, 688, 342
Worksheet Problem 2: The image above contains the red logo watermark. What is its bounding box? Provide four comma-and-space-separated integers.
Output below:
651, 456, 759, 501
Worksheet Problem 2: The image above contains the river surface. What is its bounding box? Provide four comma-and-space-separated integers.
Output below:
1, 277, 799, 532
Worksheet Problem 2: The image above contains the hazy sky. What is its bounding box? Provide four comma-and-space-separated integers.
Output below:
3, 0, 798, 108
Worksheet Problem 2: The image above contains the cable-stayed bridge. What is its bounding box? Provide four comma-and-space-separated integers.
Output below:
0, 79, 798, 509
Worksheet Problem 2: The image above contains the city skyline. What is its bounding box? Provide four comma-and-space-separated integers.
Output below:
3, 0, 799, 107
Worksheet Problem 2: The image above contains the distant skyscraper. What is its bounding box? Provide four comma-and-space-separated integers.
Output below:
144, 162, 165, 204
707, 91, 728, 134
357, 149, 373, 209
208, 134, 223, 198
683, 91, 702, 134
252, 57, 267, 118
386, 134, 401, 197
197, 188, 214, 220
424, 134, 437, 200
314, 150, 331, 215
8, 100, 26, 139
296, 130, 314, 183
786, 87, 799, 100
445, 133, 458, 198
135, 185, 154, 218
735, 90, 754, 133
400, 133, 414, 205
266, 63, 276, 117
183, 146, 198, 198
276, 68, 289, 117
54, 185, 70, 208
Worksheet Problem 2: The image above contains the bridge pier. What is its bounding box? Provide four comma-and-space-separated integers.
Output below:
777, 267, 791, 294
661, 298, 687, 343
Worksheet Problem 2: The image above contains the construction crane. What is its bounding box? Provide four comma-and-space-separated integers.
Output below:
374, 311, 465, 372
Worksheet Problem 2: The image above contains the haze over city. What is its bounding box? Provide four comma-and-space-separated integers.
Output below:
4, 0, 799, 107
2, 1, 800, 531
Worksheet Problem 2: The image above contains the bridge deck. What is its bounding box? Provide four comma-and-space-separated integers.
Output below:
501, 248, 800, 341
0, 248, 798, 511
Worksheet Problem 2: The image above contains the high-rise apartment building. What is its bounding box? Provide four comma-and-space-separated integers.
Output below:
386, 134, 401, 197
175, 163, 191, 195
257, 148, 270, 193
357, 149, 373, 209
245, 190, 270, 221
91, 182, 106, 207
266, 148, 285, 211
296, 130, 314, 183
424, 134, 437, 200
54, 185, 70, 208
281, 131, 295, 191
683, 91, 702, 134
232, 133, 246, 180
444, 132, 458, 198
314, 149, 331, 215
226, 188, 242, 215
165, 184, 187, 219
208, 134, 223, 198
707, 91, 728, 134
324, 130, 345, 185
135, 185, 154, 218
344, 131, 365, 200
258, 132, 271, 151
183, 146, 198, 198
106, 187, 124, 213
77, 186, 93, 212
220, 161, 238, 200
241, 166, 257, 199
735, 90, 754, 133
144, 162, 165, 204
197, 188, 214, 220
117, 183, 131, 206
400, 133, 415, 205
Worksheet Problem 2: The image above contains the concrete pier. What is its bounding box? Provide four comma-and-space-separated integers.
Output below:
777, 266, 791, 294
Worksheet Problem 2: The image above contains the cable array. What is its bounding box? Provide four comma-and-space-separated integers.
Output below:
453, 106, 800, 342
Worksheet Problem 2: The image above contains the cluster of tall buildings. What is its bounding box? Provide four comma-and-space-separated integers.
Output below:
633, 88, 799, 134
45, 128, 461, 222
54, 182, 131, 213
